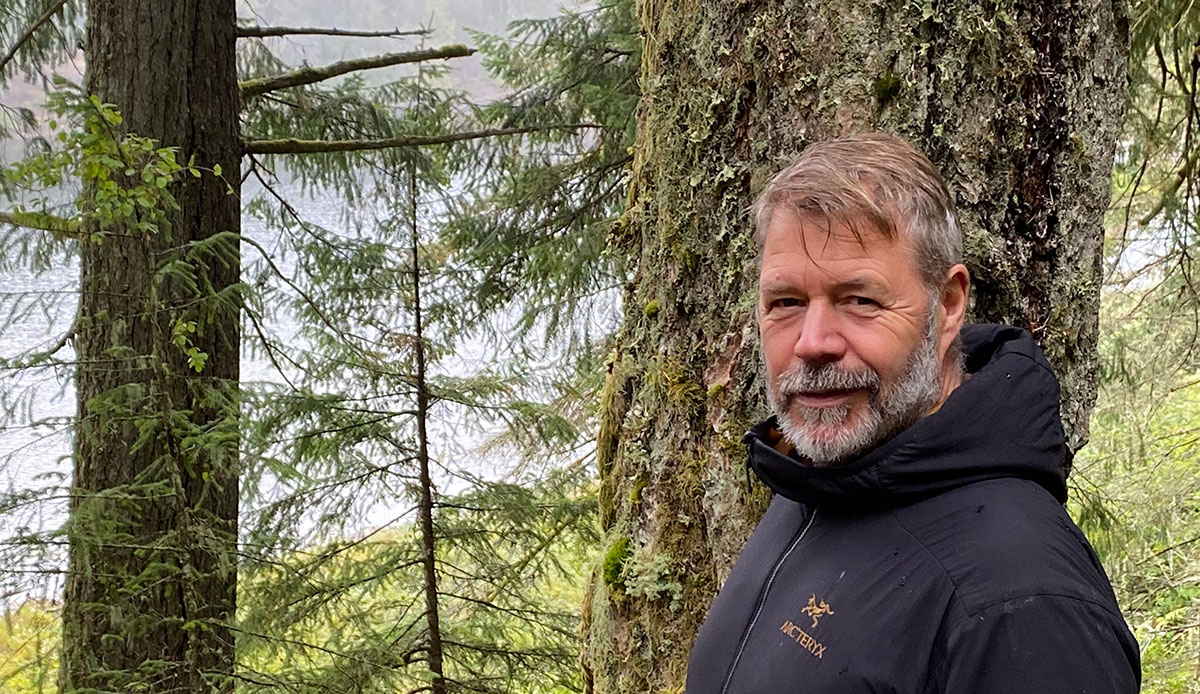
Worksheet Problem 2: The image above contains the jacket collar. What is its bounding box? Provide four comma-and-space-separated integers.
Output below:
747, 324, 1069, 508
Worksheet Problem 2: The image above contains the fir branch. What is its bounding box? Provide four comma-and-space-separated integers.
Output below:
0, 208, 81, 237
236, 230, 370, 364
236, 25, 429, 39
0, 0, 68, 77
19, 309, 77, 366
239, 45, 475, 98
244, 305, 299, 389
484, 512, 580, 604
226, 623, 424, 670
1139, 148, 1200, 225
242, 124, 598, 155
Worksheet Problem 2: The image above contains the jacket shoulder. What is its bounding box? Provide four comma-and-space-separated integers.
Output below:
890, 478, 1122, 620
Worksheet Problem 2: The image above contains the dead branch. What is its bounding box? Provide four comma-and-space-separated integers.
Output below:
236, 25, 428, 39
239, 45, 474, 98
242, 124, 598, 155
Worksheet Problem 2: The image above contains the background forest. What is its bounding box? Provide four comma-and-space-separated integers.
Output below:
0, 1, 1196, 693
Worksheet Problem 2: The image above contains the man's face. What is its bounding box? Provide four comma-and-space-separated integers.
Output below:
757, 211, 954, 466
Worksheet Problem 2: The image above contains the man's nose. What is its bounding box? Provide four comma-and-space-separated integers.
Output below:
793, 301, 846, 365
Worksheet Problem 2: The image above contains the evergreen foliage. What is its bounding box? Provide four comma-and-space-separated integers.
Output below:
1076, 288, 1200, 693
2, 1, 619, 692
442, 0, 638, 346
1075, 1, 1200, 689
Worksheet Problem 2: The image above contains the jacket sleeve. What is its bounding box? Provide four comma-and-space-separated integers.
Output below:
935, 595, 1140, 693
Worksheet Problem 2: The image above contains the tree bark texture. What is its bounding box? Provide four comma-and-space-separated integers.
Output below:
61, 2, 241, 692
581, 1, 1127, 692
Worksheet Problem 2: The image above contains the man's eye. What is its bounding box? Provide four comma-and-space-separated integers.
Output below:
772, 298, 802, 308
848, 296, 879, 307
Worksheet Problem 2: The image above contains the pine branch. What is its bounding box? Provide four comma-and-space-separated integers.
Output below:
239, 45, 474, 98
237, 25, 428, 39
242, 124, 598, 155
0, 208, 81, 237
0, 0, 68, 77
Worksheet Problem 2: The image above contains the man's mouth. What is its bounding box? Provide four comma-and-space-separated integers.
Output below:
790, 389, 859, 408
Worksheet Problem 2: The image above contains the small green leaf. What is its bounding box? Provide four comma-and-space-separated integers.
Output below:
212, 163, 222, 177
187, 349, 209, 372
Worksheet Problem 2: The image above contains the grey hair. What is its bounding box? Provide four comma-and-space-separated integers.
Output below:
751, 133, 963, 292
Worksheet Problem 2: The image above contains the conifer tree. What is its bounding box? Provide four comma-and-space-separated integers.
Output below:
1, 2, 600, 692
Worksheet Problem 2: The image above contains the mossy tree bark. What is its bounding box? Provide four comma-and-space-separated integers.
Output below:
582, 1, 1127, 691
60, 1, 241, 692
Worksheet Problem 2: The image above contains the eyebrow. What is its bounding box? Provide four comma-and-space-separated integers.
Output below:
758, 279, 800, 296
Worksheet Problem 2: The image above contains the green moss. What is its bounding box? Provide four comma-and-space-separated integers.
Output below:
661, 364, 703, 410
643, 299, 660, 317
598, 479, 617, 531
602, 536, 632, 590
874, 70, 902, 107
596, 352, 632, 530
671, 245, 699, 273
628, 474, 648, 505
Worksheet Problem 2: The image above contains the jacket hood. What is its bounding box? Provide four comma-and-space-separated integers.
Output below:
747, 323, 1069, 507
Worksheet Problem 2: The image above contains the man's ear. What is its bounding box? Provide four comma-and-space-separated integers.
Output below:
938, 263, 970, 354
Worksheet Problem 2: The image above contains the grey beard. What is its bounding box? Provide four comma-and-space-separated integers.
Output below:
768, 317, 944, 467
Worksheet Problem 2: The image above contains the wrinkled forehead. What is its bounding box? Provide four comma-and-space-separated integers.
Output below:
760, 208, 906, 259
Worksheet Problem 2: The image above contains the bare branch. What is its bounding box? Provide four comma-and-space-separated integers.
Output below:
0, 208, 81, 237
0, 0, 69, 77
239, 44, 474, 98
237, 24, 428, 39
242, 124, 599, 155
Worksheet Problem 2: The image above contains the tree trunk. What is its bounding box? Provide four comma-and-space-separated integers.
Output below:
60, 2, 241, 692
581, 1, 1127, 691
410, 163, 448, 694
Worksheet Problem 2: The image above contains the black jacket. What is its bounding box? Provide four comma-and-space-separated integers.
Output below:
686, 324, 1140, 693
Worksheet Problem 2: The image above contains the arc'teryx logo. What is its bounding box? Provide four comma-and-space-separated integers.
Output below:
800, 594, 834, 628
779, 595, 835, 660
780, 620, 826, 659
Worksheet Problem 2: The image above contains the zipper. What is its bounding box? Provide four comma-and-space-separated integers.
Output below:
718, 508, 818, 694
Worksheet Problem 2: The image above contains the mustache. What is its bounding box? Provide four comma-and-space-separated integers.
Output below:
776, 363, 880, 398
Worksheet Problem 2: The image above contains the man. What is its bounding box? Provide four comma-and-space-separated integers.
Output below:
685, 134, 1140, 693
